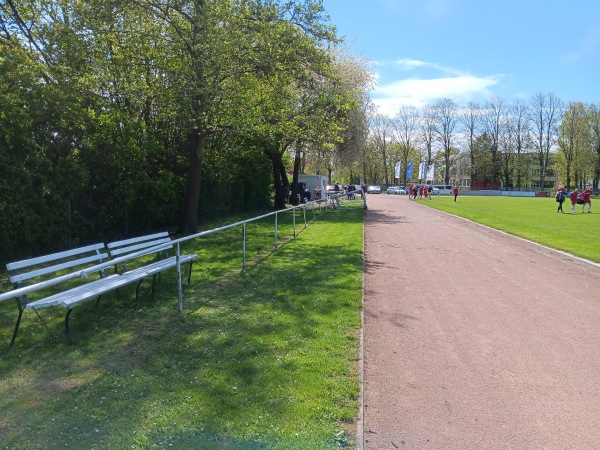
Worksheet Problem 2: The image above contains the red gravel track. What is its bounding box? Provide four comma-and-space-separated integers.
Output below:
362, 194, 600, 449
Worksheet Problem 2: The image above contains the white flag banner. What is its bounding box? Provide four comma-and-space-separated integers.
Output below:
418, 162, 426, 179
394, 161, 401, 179
426, 163, 435, 181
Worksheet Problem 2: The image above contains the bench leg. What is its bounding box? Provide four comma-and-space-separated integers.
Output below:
150, 275, 157, 302
64, 308, 74, 345
94, 294, 103, 308
10, 298, 24, 346
187, 261, 194, 284
135, 279, 144, 307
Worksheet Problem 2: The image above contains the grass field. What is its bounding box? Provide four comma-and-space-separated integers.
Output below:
0, 203, 364, 449
417, 195, 600, 263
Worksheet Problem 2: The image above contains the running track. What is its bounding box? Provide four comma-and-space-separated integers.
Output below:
362, 194, 600, 449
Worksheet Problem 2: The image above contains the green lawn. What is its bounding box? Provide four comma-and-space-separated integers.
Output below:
418, 195, 600, 263
0, 203, 364, 449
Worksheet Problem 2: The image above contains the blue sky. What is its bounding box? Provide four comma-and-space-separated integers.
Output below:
322, 0, 600, 116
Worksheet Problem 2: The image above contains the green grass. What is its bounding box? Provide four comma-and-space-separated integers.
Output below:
0, 202, 364, 449
417, 195, 600, 263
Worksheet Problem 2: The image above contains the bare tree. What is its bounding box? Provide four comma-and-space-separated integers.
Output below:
433, 98, 458, 184
506, 99, 530, 190
482, 96, 507, 189
370, 114, 395, 185
529, 92, 564, 191
419, 104, 436, 181
500, 115, 515, 188
460, 102, 482, 189
394, 105, 420, 185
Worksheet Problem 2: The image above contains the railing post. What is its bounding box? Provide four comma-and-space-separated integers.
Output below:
293, 207, 297, 237
274, 212, 278, 247
176, 243, 183, 312
242, 223, 247, 269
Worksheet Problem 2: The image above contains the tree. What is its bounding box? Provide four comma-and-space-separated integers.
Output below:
588, 104, 600, 191
500, 116, 515, 188
419, 104, 436, 180
394, 106, 420, 186
529, 92, 563, 191
557, 102, 588, 190
370, 114, 395, 186
460, 102, 482, 189
433, 98, 458, 184
482, 96, 506, 189
506, 99, 530, 190
471, 133, 500, 187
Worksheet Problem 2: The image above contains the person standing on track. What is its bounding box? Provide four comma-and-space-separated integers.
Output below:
569, 188, 579, 213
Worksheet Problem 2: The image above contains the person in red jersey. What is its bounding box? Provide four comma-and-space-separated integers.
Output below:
581, 186, 592, 213
453, 186, 459, 202
569, 188, 578, 213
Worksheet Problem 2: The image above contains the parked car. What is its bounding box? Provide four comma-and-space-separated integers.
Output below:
367, 185, 382, 194
431, 186, 440, 195
433, 185, 452, 194
387, 186, 407, 195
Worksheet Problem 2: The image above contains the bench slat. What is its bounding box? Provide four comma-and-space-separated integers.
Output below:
107, 238, 172, 257
10, 253, 108, 284
6, 243, 105, 271
107, 232, 169, 251
26, 271, 155, 310
123, 255, 198, 277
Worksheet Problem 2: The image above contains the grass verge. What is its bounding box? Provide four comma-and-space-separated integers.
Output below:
418, 195, 600, 263
0, 203, 364, 449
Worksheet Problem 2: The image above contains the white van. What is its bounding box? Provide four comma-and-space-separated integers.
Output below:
434, 185, 452, 195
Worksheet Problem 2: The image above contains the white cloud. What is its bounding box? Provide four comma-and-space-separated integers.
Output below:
372, 60, 504, 116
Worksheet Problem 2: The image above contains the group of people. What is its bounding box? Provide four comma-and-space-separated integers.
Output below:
408, 185, 460, 202
408, 184, 433, 200
555, 186, 592, 213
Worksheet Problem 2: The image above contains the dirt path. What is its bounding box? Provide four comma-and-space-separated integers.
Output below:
362, 194, 600, 449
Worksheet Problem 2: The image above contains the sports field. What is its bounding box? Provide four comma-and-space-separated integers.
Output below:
415, 195, 600, 263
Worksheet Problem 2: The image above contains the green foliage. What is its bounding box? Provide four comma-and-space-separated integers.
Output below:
0, 0, 366, 257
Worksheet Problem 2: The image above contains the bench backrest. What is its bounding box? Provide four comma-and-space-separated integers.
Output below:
4, 243, 109, 304
107, 232, 172, 269
7, 243, 108, 286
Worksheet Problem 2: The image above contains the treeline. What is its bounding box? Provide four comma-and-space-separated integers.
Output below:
365, 96, 600, 191
0, 0, 371, 260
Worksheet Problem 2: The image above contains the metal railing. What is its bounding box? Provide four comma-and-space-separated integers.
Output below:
0, 191, 366, 310
170, 191, 366, 311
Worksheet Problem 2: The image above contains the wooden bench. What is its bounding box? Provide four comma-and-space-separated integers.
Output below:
2, 243, 146, 345
106, 232, 197, 306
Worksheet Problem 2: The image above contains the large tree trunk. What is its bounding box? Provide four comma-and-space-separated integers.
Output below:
180, 130, 206, 234
264, 143, 289, 210
290, 147, 302, 206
